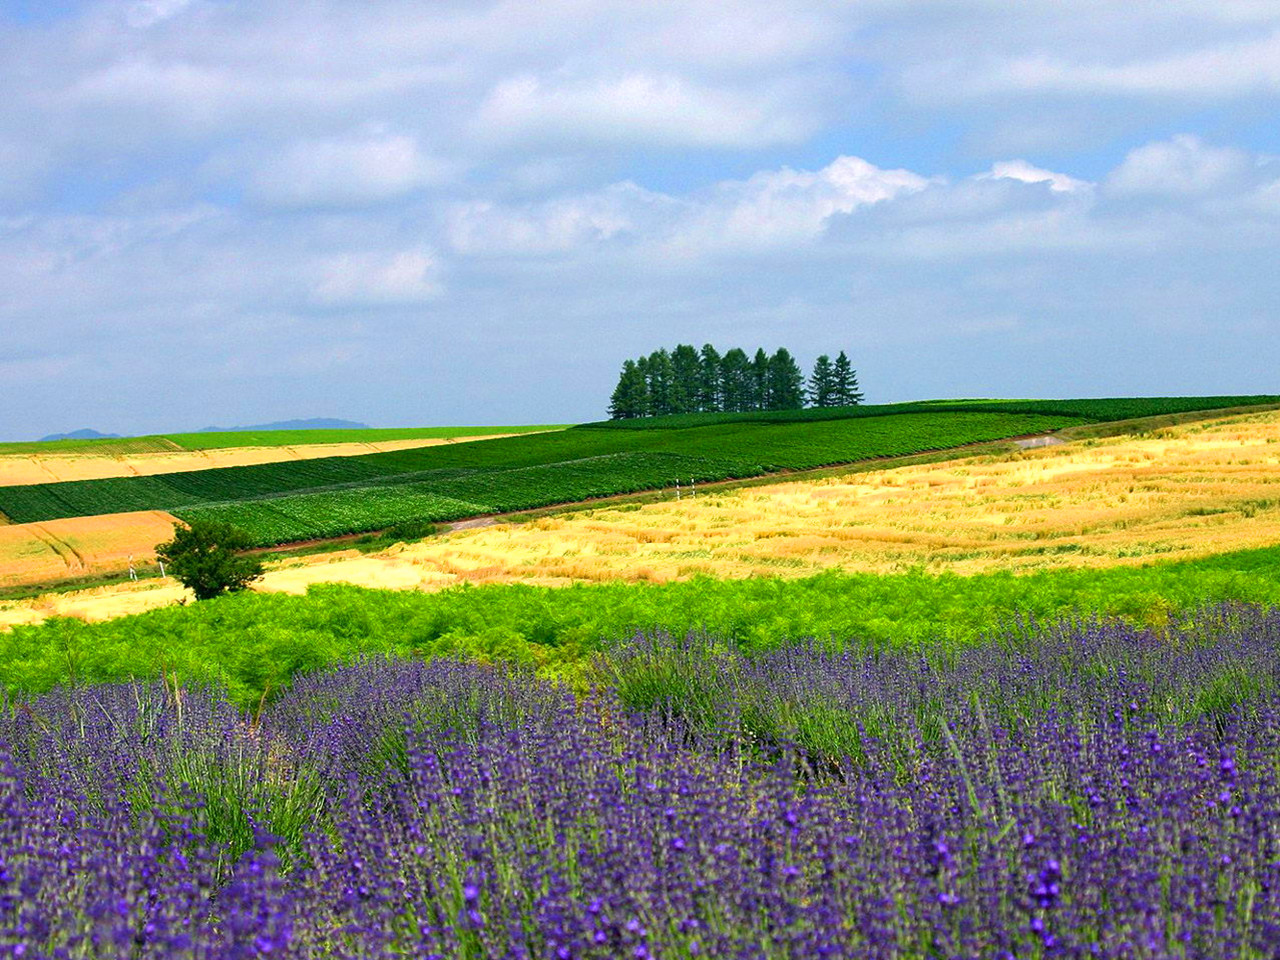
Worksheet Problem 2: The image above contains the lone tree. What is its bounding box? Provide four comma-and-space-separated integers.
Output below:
156, 519, 265, 600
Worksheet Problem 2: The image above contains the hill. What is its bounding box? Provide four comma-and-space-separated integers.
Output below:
37, 428, 121, 442
196, 418, 370, 432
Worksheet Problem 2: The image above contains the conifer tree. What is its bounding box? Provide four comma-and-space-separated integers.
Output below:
807, 354, 836, 407
646, 349, 676, 416
634, 355, 653, 416
832, 351, 863, 405
670, 344, 701, 415
750, 348, 771, 411
766, 348, 805, 410
608, 359, 648, 419
720, 348, 751, 412
698, 343, 722, 412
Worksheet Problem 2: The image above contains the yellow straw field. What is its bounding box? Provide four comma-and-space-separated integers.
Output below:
365, 409, 1280, 585
0, 434, 526, 487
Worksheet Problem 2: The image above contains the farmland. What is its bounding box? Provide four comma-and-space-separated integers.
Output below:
0, 409, 1087, 543
0, 423, 564, 457
0, 431, 556, 487
7, 402, 1280, 955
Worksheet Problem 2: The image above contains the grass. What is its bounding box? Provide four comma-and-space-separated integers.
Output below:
5, 542, 1280, 709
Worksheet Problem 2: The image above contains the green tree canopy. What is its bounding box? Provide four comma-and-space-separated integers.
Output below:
156, 519, 265, 601
766, 348, 805, 410
807, 354, 836, 407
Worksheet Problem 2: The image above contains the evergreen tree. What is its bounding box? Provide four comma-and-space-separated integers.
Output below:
720, 348, 751, 412
608, 359, 647, 419
670, 344, 701, 415
766, 348, 805, 410
807, 355, 836, 408
697, 343, 722, 412
646, 349, 676, 416
634, 355, 654, 416
750, 348, 771, 411
832, 351, 863, 405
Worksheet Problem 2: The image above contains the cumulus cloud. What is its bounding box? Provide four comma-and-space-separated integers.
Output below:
312, 249, 443, 306
249, 133, 452, 208
1106, 135, 1263, 197
981, 160, 1091, 194
449, 156, 930, 259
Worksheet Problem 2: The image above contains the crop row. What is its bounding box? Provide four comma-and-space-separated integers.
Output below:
0, 410, 1079, 528
174, 452, 755, 545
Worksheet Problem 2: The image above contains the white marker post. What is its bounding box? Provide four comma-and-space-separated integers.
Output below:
689, 477, 695, 497
158, 560, 167, 579
675, 478, 681, 500
128, 555, 137, 581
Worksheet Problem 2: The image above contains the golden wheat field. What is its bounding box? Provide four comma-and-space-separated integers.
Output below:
0, 434, 524, 487
4, 409, 1280, 627
360, 408, 1280, 586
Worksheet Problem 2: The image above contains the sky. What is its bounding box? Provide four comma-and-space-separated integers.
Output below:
1, 1, 1279, 438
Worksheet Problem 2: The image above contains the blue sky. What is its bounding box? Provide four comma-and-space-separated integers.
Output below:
1, 0, 1279, 438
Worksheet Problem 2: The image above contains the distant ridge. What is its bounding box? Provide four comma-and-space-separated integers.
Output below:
196, 418, 371, 433
38, 428, 122, 442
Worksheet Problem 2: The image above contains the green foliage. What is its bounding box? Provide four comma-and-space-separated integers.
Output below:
4, 544, 1280, 710
155, 520, 265, 600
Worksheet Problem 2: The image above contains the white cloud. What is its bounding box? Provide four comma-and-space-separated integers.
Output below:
1106, 135, 1260, 196
249, 133, 452, 208
474, 72, 819, 148
448, 155, 929, 260
981, 160, 1091, 194
448, 182, 671, 256
126, 0, 197, 29
312, 249, 443, 306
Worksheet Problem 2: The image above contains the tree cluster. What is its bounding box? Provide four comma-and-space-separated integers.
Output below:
609, 345, 861, 419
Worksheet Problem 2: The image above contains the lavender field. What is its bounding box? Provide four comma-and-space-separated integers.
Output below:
6, 606, 1280, 958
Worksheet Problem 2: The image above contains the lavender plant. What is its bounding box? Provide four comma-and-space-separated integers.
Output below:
4, 606, 1280, 957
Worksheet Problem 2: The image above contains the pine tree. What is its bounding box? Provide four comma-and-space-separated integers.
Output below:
608, 359, 648, 419
832, 351, 863, 406
766, 348, 805, 410
634, 355, 653, 416
646, 349, 676, 416
720, 348, 750, 412
670, 344, 701, 415
750, 348, 771, 411
807, 354, 836, 407
697, 343, 722, 412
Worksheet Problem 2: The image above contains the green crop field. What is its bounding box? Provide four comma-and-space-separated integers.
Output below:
0, 411, 1082, 542
2, 396, 1277, 546
0, 424, 565, 457
582, 394, 1280, 429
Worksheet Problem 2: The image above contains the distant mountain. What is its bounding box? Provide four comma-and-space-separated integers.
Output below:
195, 419, 371, 433
38, 428, 122, 442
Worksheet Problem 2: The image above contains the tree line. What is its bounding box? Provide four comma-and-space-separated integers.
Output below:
609, 345, 862, 419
